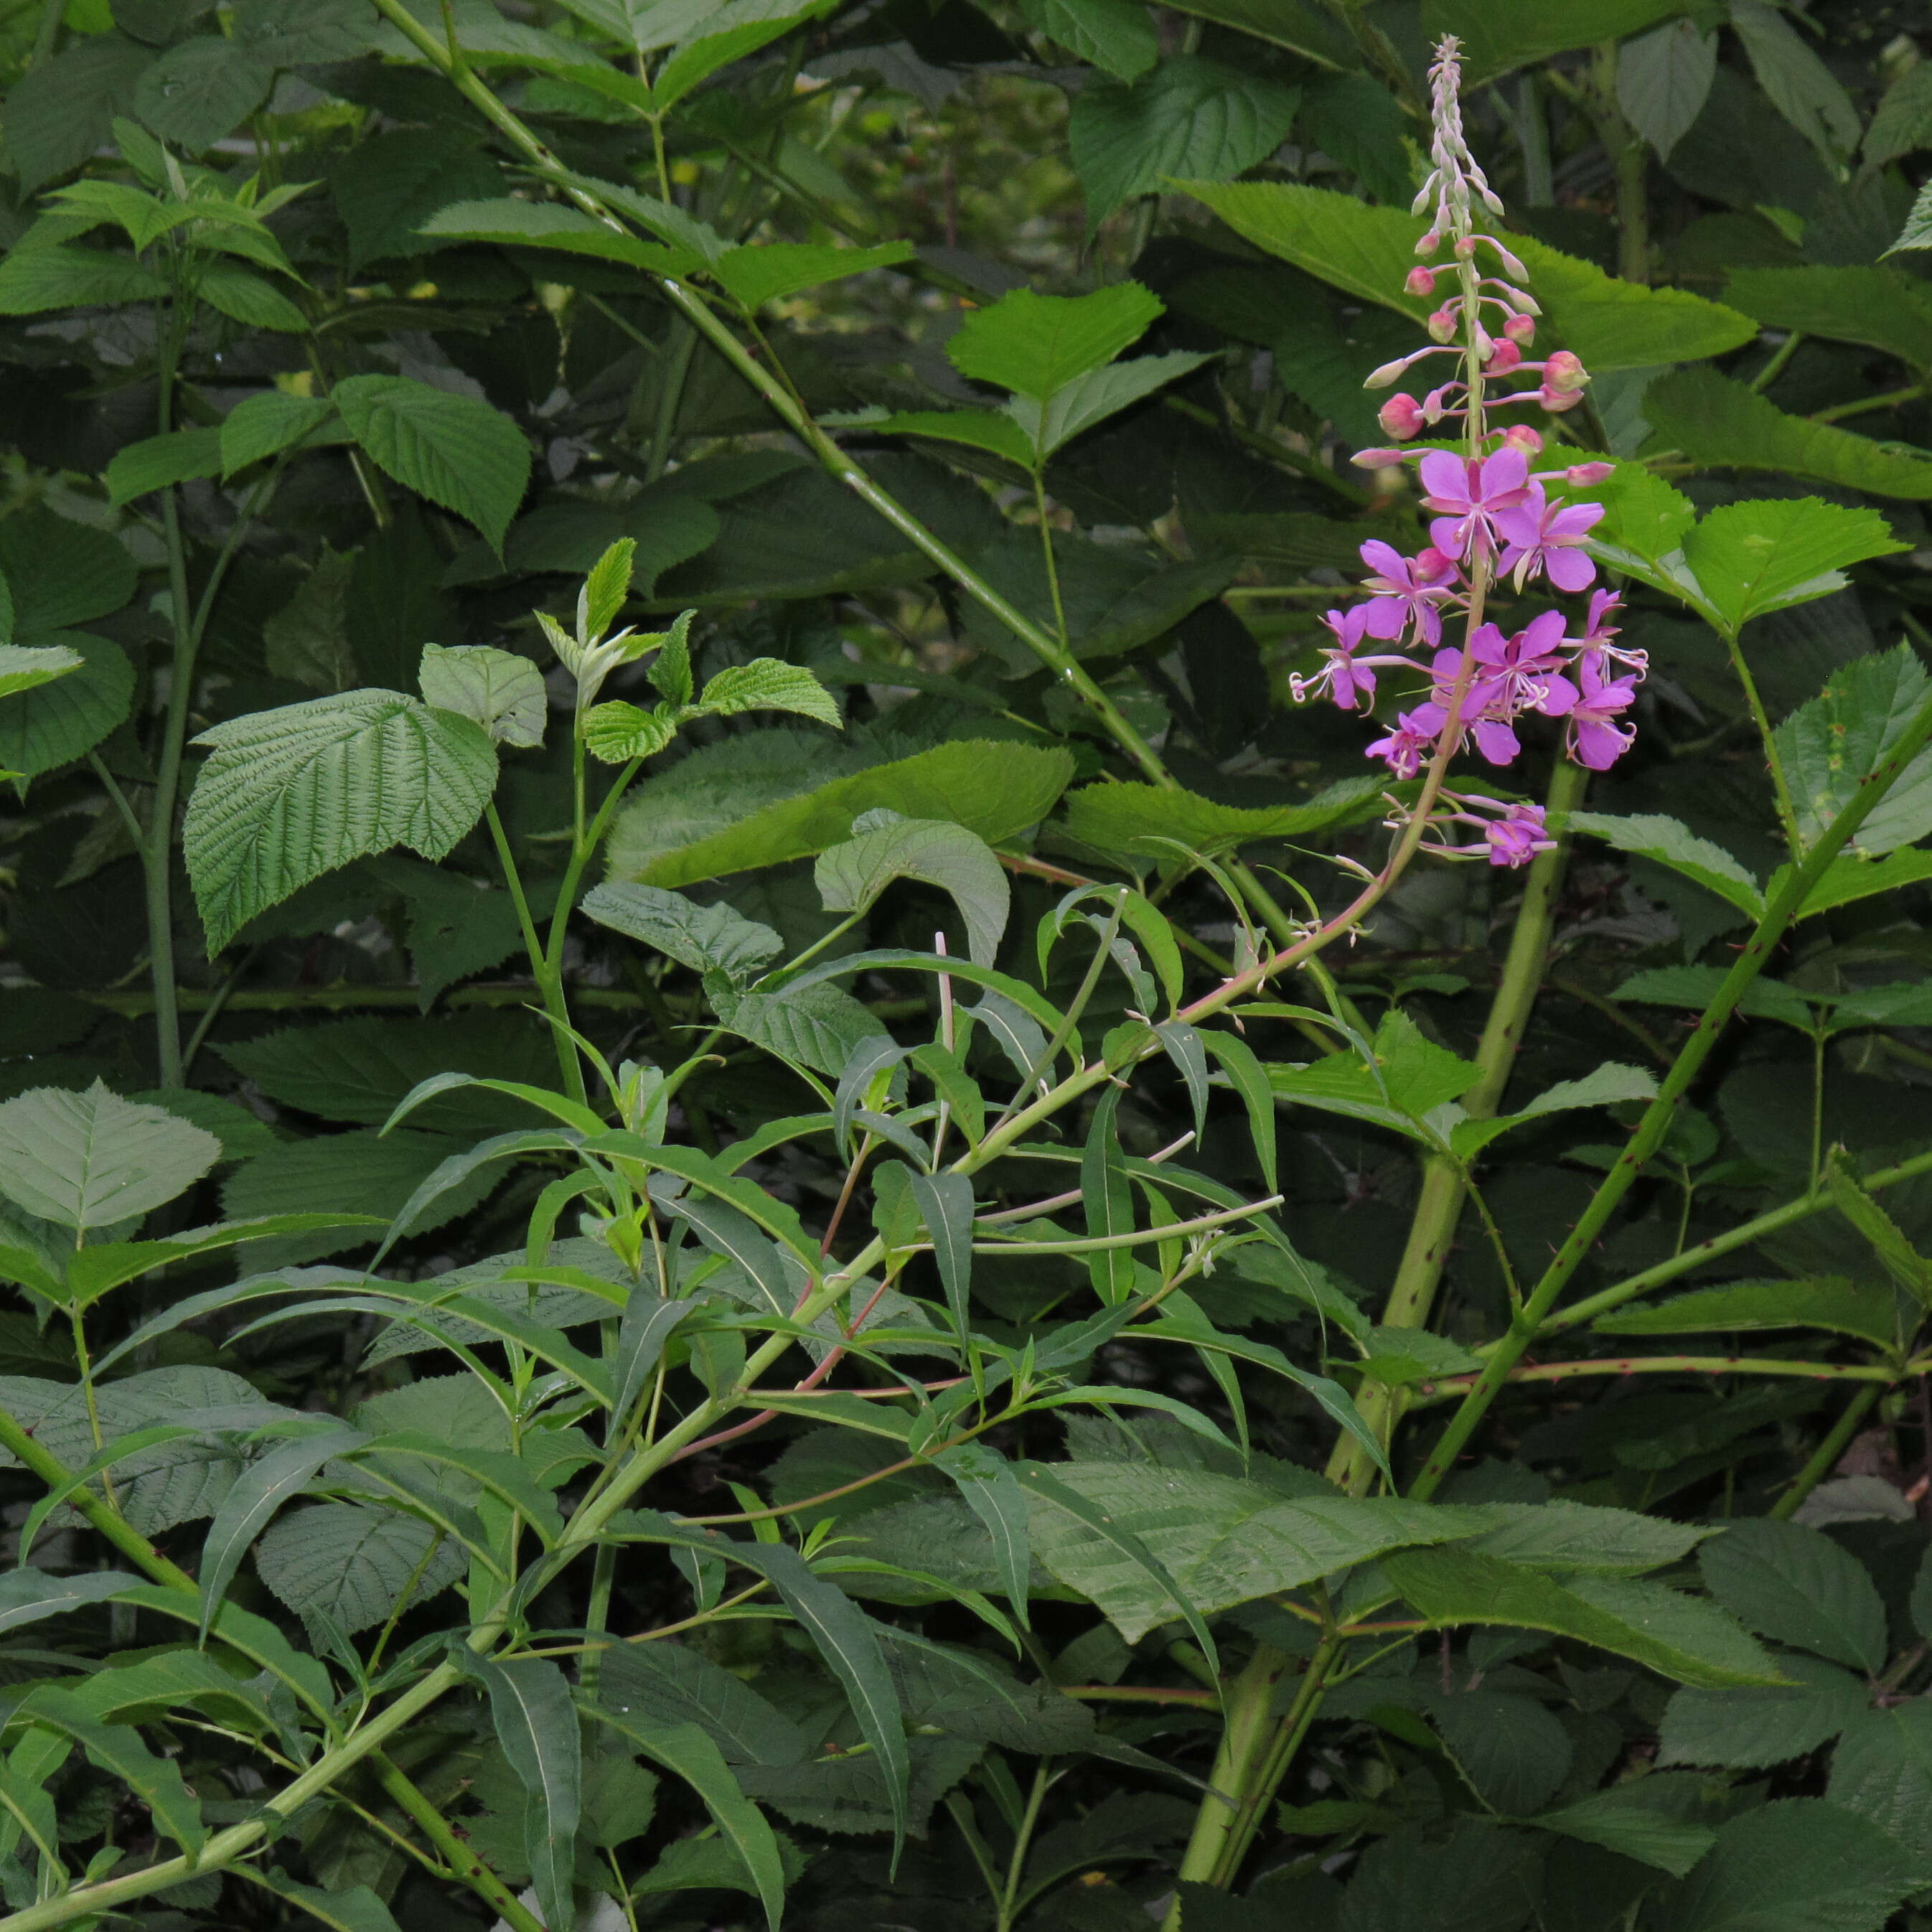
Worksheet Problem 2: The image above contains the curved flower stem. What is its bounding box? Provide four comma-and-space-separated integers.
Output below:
1410, 675, 1932, 1501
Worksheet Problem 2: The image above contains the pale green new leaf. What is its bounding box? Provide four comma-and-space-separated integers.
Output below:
0, 245, 167, 314
332, 375, 533, 553
695, 658, 842, 726
583, 537, 637, 647
184, 690, 498, 952
947, 283, 1162, 399
814, 812, 1009, 965
1010, 352, 1212, 457
418, 643, 547, 749
0, 1084, 221, 1231
581, 699, 680, 764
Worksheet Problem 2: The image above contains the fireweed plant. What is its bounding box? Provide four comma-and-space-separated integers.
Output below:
13, 4, 1932, 1932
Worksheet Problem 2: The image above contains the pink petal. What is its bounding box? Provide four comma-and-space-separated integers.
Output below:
1545, 546, 1598, 592
1417, 449, 1468, 506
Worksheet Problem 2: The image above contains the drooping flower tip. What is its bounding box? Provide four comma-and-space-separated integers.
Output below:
1364, 354, 1416, 391
1487, 803, 1554, 868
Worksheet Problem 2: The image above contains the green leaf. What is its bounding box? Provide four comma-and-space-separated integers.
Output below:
1597, 1277, 1898, 1346
1068, 56, 1299, 228
464, 1655, 581, 1932
19, 1695, 203, 1852
1773, 646, 1932, 857
3, 37, 155, 194
416, 197, 695, 273
1534, 1774, 1718, 1879
859, 407, 1037, 469
0, 1568, 140, 1635
1165, 0, 1355, 62
196, 259, 308, 332
0, 242, 167, 314
709, 240, 914, 310
1825, 1150, 1932, 1305
1828, 1702, 1932, 1887
184, 690, 498, 952
814, 812, 1009, 966
332, 375, 532, 553
1569, 811, 1765, 919
1268, 1008, 1481, 1143
608, 736, 1075, 890
1449, 1062, 1660, 1160
1429, 1689, 1573, 1816
1458, 1499, 1712, 1576
133, 35, 272, 148
1869, 62, 1932, 169
947, 283, 1163, 399
1679, 500, 1909, 634
103, 426, 224, 506
0, 644, 82, 703
1382, 1547, 1785, 1687
1421, 0, 1685, 82
581, 1709, 785, 1932
583, 538, 637, 646
220, 390, 337, 476
1012, 0, 1157, 78
1725, 267, 1932, 375
1613, 964, 1815, 1028
1656, 1798, 1915, 1932
1643, 368, 1932, 500
418, 643, 546, 749
1063, 774, 1379, 863
0, 1082, 220, 1232
1617, 19, 1717, 163
0, 630, 133, 783
1010, 352, 1213, 459
1180, 180, 1756, 372
709, 979, 888, 1078
581, 882, 782, 984
255, 1501, 464, 1631
593, 1638, 806, 1767
1659, 1653, 1867, 1769
581, 699, 680, 764
240, 1873, 402, 1932
695, 658, 843, 727
1730, 0, 1860, 169
1024, 1460, 1459, 1644
1798, 848, 1932, 920
1699, 1517, 1888, 1674
197, 1425, 365, 1641
1576, 461, 1699, 582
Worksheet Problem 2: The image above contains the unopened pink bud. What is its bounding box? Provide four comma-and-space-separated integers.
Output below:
1377, 393, 1425, 441
1565, 461, 1615, 484
1502, 312, 1535, 344
1416, 228, 1442, 257
1544, 350, 1590, 393
1364, 355, 1414, 390
1352, 446, 1411, 469
1427, 304, 1459, 344
1485, 338, 1520, 374
1482, 238, 1529, 281
1539, 385, 1585, 414
1453, 235, 1477, 260
1406, 266, 1438, 297
1501, 424, 1543, 454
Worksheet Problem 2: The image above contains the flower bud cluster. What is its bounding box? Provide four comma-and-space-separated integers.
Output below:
1282, 34, 1648, 866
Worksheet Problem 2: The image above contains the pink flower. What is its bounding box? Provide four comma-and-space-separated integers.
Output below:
1366, 705, 1445, 779
1417, 447, 1531, 561
1495, 487, 1605, 592
1359, 541, 1459, 647
1292, 604, 1401, 712
1471, 610, 1576, 716
1486, 802, 1554, 868
1553, 654, 1638, 769
1427, 647, 1519, 766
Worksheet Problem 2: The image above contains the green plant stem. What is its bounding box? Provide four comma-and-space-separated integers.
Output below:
361, 0, 1178, 791
1410, 676, 1932, 1501
1750, 329, 1805, 393
1771, 1384, 1882, 1520
1719, 624, 1804, 858
1811, 384, 1925, 424
646, 316, 698, 481
996, 1762, 1053, 1931
1326, 759, 1588, 1492
484, 801, 582, 1101
1410, 1354, 1895, 1402
1595, 44, 1649, 284
372, 1755, 548, 1932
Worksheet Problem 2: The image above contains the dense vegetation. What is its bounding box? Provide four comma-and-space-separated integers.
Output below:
11, 0, 1932, 1928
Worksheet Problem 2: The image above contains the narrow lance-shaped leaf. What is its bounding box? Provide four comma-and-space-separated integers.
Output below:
909, 1169, 975, 1342
461, 1653, 581, 1932
933, 1443, 1032, 1627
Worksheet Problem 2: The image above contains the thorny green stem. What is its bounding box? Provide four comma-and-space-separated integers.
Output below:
372, 1755, 547, 1932
1326, 759, 1588, 1493
1411, 676, 1932, 1501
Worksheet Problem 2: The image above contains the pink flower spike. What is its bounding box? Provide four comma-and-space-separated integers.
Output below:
1366, 705, 1444, 780
1487, 802, 1554, 868
1564, 655, 1638, 770
1417, 446, 1532, 561
1495, 488, 1605, 592
1358, 540, 1460, 647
